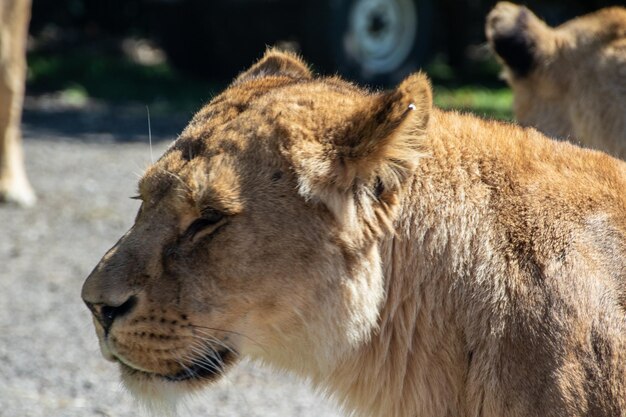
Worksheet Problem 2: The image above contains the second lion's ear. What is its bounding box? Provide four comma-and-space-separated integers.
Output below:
486, 2, 555, 78
234, 48, 312, 84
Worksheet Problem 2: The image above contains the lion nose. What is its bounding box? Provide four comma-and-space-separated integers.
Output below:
84, 296, 137, 333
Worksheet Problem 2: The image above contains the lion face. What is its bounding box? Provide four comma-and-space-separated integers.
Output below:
81, 50, 431, 399
486, 2, 626, 157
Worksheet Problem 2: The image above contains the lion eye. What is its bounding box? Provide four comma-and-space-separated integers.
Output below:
185, 209, 224, 240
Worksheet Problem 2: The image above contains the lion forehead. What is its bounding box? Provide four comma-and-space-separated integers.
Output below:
138, 149, 244, 215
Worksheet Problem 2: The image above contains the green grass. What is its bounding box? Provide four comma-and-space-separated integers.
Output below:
27, 50, 513, 120
434, 86, 513, 121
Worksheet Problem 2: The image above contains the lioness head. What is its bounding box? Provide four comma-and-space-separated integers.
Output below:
486, 2, 626, 157
81, 50, 431, 402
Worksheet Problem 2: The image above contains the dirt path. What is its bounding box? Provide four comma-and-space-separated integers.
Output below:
0, 98, 342, 417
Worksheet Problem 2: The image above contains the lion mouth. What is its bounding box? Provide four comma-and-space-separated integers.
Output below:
120, 348, 235, 383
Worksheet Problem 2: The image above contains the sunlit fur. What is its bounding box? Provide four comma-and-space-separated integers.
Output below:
83, 50, 626, 417
486, 2, 626, 159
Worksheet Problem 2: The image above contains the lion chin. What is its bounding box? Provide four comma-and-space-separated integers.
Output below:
97, 325, 238, 407
118, 351, 237, 414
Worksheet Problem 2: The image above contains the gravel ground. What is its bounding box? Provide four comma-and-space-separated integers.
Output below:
0, 97, 343, 417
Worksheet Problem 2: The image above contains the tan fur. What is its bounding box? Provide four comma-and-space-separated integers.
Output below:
82, 50, 626, 417
0, 0, 34, 205
486, 2, 626, 159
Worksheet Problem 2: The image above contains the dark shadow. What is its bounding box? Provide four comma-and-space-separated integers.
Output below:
21, 101, 191, 144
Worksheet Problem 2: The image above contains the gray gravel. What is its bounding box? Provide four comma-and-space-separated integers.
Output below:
0, 98, 343, 417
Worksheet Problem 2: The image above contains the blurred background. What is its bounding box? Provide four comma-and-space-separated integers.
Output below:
1, 1, 622, 417
27, 0, 619, 120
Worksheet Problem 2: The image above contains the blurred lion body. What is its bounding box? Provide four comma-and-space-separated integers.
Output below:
0, 0, 34, 205
83, 51, 626, 417
486, 2, 626, 159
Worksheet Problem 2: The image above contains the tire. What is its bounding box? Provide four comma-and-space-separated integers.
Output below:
302, 0, 433, 87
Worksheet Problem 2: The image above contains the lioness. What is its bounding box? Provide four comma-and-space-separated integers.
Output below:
82, 50, 626, 417
0, 0, 35, 206
486, 2, 626, 159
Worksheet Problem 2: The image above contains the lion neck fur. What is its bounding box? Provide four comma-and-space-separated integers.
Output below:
315, 109, 493, 417
311, 108, 626, 417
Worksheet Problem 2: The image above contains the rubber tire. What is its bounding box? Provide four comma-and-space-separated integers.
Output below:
302, 0, 433, 87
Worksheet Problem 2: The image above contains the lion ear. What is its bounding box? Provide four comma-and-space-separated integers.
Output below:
295, 72, 431, 219
234, 48, 312, 84
332, 72, 432, 192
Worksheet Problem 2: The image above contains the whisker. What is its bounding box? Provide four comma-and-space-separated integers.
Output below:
160, 169, 193, 195
190, 338, 226, 362
170, 349, 213, 381
169, 342, 253, 415
188, 324, 267, 352
188, 329, 239, 357
172, 354, 191, 374
146, 105, 154, 164
187, 324, 247, 337
176, 340, 253, 415
181, 342, 225, 377
188, 356, 223, 377
192, 341, 254, 415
